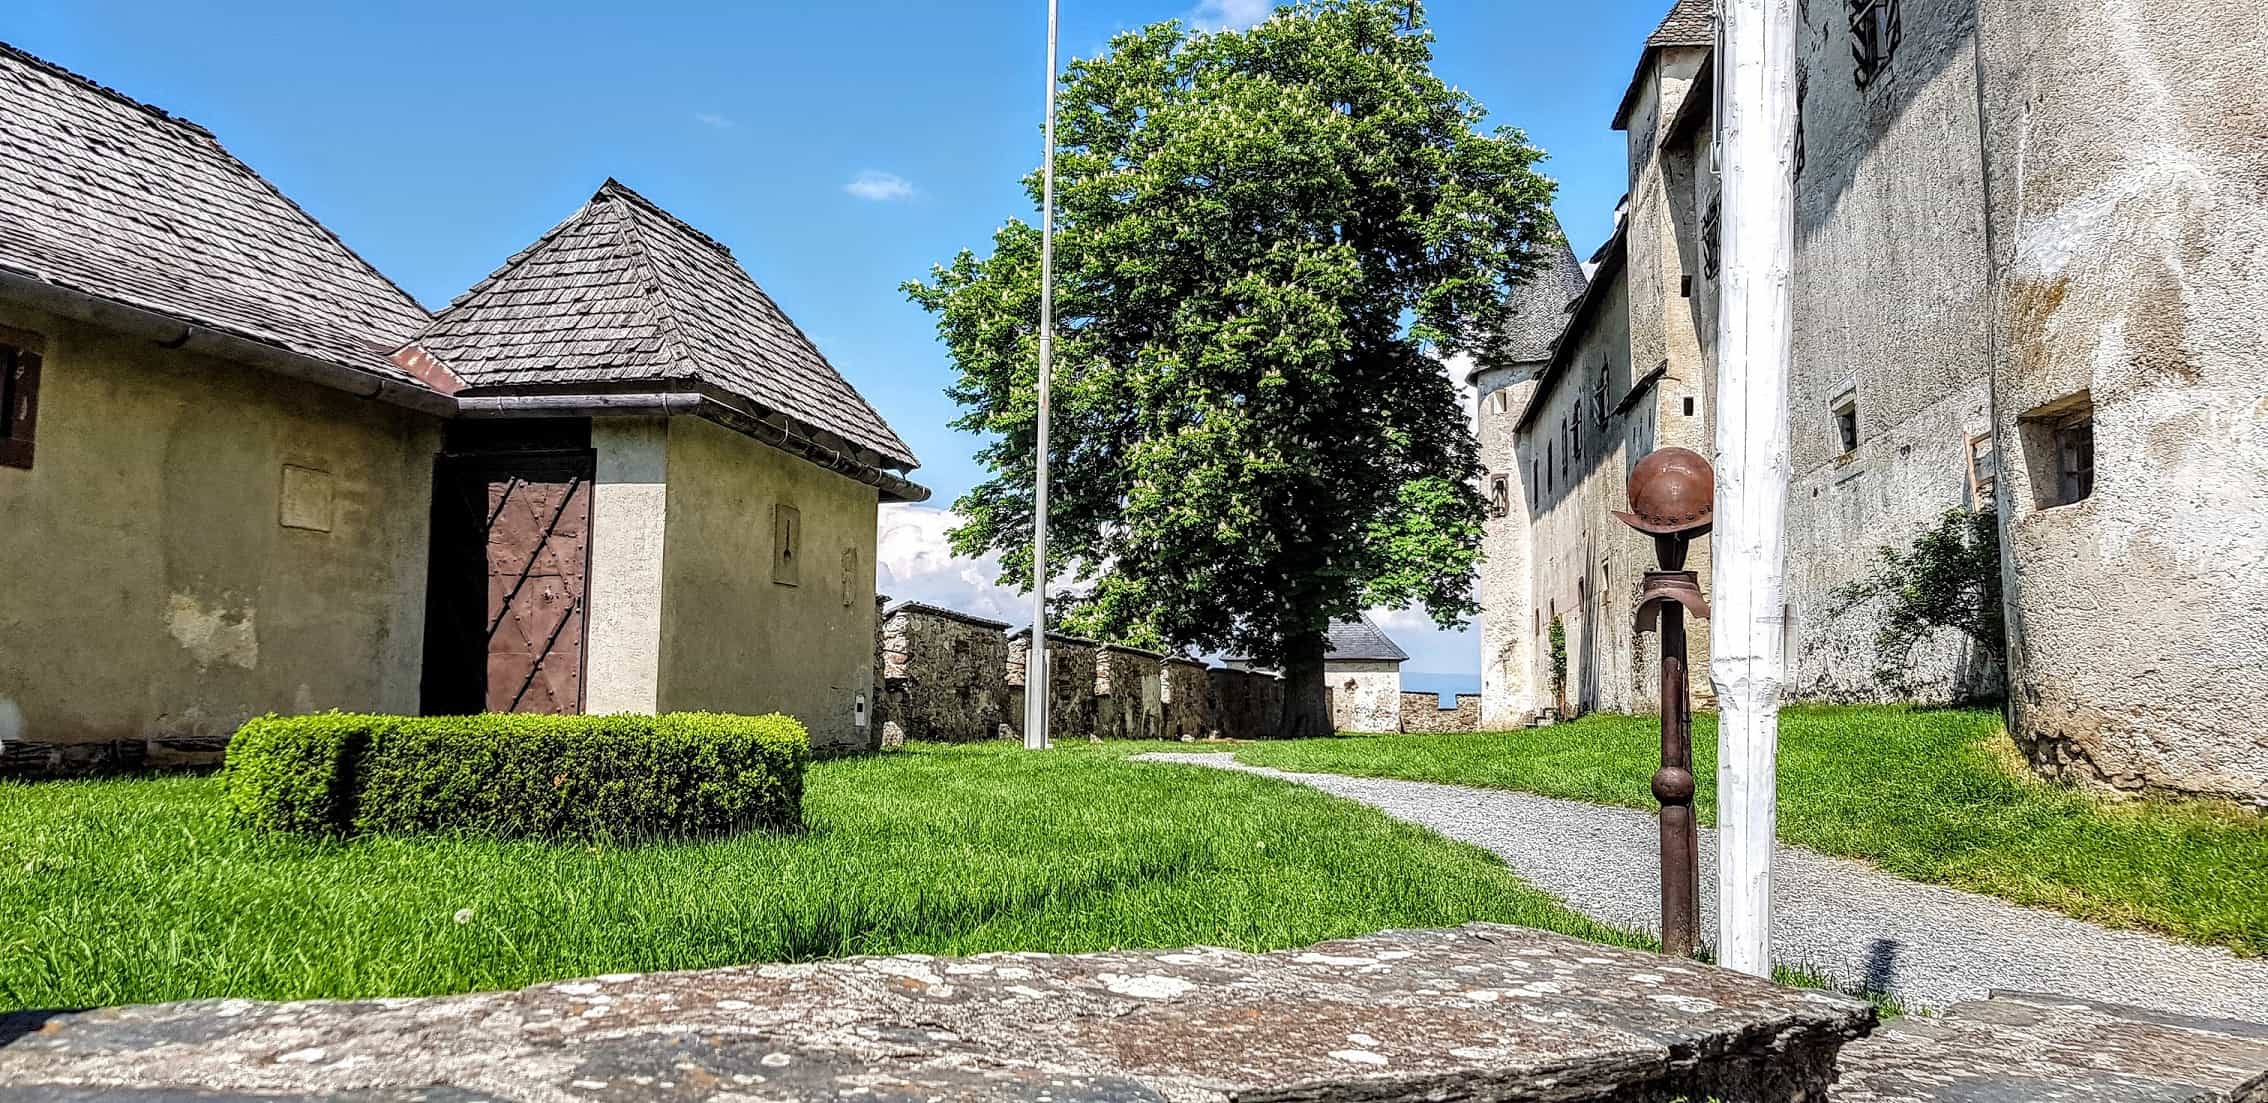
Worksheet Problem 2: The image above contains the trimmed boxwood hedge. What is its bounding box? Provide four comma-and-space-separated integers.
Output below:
223, 712, 809, 842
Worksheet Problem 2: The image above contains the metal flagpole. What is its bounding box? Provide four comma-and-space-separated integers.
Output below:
1025, 0, 1061, 751
1711, 0, 1798, 976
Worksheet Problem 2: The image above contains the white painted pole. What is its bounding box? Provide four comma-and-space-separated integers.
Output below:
1025, 0, 1061, 751
1710, 0, 1797, 978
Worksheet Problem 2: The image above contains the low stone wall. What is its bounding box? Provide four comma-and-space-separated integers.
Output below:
1400, 691, 1482, 734
875, 601, 1013, 746
1093, 645, 1165, 741
1210, 667, 1285, 740
1161, 659, 1213, 739
0, 925, 1875, 1100
1007, 629, 1099, 743
869, 603, 1304, 743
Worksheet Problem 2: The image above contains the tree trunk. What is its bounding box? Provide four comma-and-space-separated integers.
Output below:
1278, 631, 1332, 740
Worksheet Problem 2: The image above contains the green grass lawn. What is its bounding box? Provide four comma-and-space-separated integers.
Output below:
0, 741, 1636, 1012
1230, 707, 2268, 956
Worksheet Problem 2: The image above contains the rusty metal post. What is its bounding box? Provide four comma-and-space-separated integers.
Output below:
1615, 448, 1715, 960
1650, 537, 1701, 959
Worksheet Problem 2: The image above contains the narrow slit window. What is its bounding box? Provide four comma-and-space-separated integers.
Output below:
1832, 394, 1860, 456
0, 328, 44, 471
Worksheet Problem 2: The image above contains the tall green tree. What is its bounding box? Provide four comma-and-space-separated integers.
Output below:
907, 0, 1559, 737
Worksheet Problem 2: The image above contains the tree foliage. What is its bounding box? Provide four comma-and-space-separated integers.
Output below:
1830, 507, 2005, 698
906, 0, 1560, 732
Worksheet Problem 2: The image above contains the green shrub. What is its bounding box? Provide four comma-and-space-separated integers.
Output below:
223, 712, 809, 842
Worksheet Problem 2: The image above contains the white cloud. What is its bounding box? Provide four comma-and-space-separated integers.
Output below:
878, 504, 1030, 625
693, 112, 733, 129
1189, 0, 1275, 30
845, 170, 916, 202
1367, 603, 1478, 683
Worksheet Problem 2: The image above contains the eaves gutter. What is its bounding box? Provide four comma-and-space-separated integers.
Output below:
0, 269, 455, 417
456, 389, 933, 503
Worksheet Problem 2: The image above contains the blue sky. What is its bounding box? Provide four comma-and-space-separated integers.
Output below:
9, 0, 1668, 682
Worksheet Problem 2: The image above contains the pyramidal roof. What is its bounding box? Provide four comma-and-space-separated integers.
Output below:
1505, 222, 1591, 363
1326, 615, 1409, 664
415, 180, 916, 471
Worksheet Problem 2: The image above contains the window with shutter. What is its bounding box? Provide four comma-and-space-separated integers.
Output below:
0, 327, 44, 471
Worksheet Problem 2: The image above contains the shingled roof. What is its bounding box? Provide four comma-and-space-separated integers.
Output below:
414, 180, 917, 472
1505, 222, 1591, 363
1613, 0, 1717, 130
0, 41, 434, 392
1326, 616, 1409, 664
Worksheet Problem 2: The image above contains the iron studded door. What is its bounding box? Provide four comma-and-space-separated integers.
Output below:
423, 452, 594, 714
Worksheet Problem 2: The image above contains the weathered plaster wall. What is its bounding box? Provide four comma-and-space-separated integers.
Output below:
1324, 659, 1402, 733
1476, 368, 1540, 728
1977, 0, 2268, 802
584, 419, 669, 715
0, 304, 437, 769
1516, 269, 1654, 716
656, 415, 880, 752
1780, 0, 2000, 704
875, 601, 1012, 745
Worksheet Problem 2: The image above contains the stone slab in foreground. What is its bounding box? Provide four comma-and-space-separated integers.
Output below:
0, 924, 1872, 1101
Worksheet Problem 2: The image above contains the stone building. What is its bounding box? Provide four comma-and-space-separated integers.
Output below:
1476, 0, 2267, 803
0, 43, 924, 769
1322, 616, 1409, 734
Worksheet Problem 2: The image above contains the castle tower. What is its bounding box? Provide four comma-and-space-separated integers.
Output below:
1473, 225, 1590, 729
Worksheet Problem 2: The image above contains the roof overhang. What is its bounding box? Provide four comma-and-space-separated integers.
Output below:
0, 267, 456, 417
452, 382, 931, 503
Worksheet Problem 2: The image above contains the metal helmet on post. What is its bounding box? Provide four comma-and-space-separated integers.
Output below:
1613, 446, 1715, 539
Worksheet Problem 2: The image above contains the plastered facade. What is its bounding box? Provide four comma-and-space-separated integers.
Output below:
1483, 0, 2265, 801
655, 415, 880, 752
1976, 0, 2268, 802
1325, 659, 1403, 733
0, 304, 438, 768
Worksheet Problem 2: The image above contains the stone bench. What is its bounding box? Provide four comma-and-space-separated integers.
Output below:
0, 924, 1874, 1101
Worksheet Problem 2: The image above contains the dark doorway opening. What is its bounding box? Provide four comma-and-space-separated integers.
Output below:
421, 425, 596, 716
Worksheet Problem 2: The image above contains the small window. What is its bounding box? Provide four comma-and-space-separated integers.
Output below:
0, 327, 44, 471
1492, 390, 1510, 415
1967, 432, 1998, 506
1849, 0, 1901, 87
1701, 197, 1722, 278
772, 503, 802, 586
1832, 394, 1860, 456
1544, 443, 1553, 494
2018, 391, 2096, 509
1488, 474, 1512, 518
1683, 396, 1696, 417
1680, 274, 1693, 298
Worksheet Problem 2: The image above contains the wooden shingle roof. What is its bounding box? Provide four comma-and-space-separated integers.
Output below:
1326, 616, 1410, 664
0, 41, 433, 389
416, 180, 917, 472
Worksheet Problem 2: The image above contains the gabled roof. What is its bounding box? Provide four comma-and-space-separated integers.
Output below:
415, 180, 917, 471
0, 41, 433, 390
1612, 0, 1716, 131
1326, 616, 1409, 664
1516, 219, 1630, 433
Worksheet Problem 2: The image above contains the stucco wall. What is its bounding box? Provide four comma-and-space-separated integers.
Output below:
1325, 659, 1402, 733
1476, 368, 1540, 728
1778, 0, 2001, 704
0, 303, 438, 768
1977, 0, 2268, 802
1515, 268, 1654, 716
655, 415, 880, 752
586, 420, 670, 715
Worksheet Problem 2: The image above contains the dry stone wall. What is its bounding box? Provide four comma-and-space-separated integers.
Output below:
1400, 692, 1482, 733
867, 604, 1310, 743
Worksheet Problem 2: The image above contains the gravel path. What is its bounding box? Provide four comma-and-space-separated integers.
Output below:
1139, 751, 2268, 1019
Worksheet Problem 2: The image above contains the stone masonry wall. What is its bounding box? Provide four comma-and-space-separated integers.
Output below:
1400, 692, 1482, 733
874, 601, 1012, 746
867, 604, 1302, 743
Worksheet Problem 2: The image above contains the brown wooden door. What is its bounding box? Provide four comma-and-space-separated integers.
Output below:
421, 451, 594, 715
